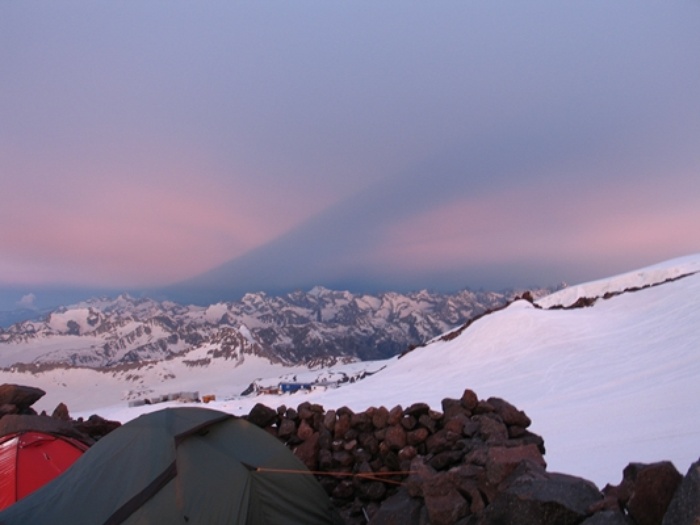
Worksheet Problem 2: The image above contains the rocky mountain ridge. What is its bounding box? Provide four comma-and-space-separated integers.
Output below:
0, 286, 556, 371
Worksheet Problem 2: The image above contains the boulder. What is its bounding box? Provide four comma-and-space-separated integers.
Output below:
294, 431, 320, 471
247, 402, 278, 428
461, 389, 479, 411
615, 462, 683, 525
482, 470, 602, 524
52, 402, 70, 421
423, 472, 470, 525
487, 397, 532, 428
0, 384, 45, 410
662, 457, 700, 525
484, 444, 546, 486
367, 488, 423, 525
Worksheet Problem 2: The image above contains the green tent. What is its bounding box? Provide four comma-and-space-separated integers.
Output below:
0, 407, 343, 525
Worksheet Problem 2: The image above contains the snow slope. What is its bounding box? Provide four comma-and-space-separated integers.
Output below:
6, 255, 700, 488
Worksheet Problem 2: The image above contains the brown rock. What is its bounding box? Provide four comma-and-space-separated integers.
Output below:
442, 412, 469, 435
247, 402, 278, 428
474, 400, 496, 414
400, 415, 416, 430
404, 402, 430, 419
371, 406, 389, 429
51, 402, 70, 421
334, 413, 351, 440
406, 427, 429, 446
398, 445, 418, 462
293, 431, 319, 471
384, 425, 407, 451
460, 389, 479, 411
417, 414, 436, 434
624, 462, 683, 525
297, 419, 314, 441
429, 450, 464, 470
425, 428, 458, 454
322, 409, 336, 431
474, 414, 508, 444
487, 396, 532, 428
351, 412, 372, 432
423, 472, 470, 525
277, 417, 297, 439
485, 444, 547, 486
0, 404, 19, 417
482, 470, 602, 524
387, 405, 403, 425
0, 384, 46, 411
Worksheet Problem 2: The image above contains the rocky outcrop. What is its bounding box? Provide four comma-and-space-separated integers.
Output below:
241, 390, 698, 525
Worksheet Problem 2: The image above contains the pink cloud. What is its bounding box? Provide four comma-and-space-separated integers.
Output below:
375, 174, 700, 277
0, 143, 336, 287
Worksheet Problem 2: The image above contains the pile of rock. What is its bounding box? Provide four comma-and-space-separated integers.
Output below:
0, 384, 120, 445
242, 389, 699, 525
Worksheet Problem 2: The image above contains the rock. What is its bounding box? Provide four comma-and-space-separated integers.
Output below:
334, 413, 351, 439
372, 406, 390, 429
429, 450, 464, 471
405, 402, 431, 419
460, 389, 479, 411
384, 425, 407, 451
297, 419, 315, 441
368, 488, 423, 525
73, 414, 121, 440
482, 470, 602, 524
662, 457, 700, 525
423, 472, 470, 525
294, 431, 320, 471
485, 444, 547, 486
406, 427, 429, 446
486, 397, 531, 428
351, 411, 373, 432
473, 414, 508, 444
619, 462, 683, 525
277, 417, 297, 439
52, 402, 70, 421
443, 412, 470, 435
0, 404, 19, 417
0, 384, 46, 410
322, 409, 336, 431
247, 403, 278, 428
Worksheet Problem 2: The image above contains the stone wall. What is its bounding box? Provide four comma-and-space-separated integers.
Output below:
241, 388, 699, 525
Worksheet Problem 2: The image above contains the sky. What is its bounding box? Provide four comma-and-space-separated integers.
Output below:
1, 2, 700, 308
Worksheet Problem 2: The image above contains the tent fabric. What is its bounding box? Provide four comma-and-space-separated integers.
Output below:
0, 407, 343, 525
0, 432, 88, 511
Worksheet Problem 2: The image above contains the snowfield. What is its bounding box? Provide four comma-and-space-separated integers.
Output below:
2, 254, 699, 488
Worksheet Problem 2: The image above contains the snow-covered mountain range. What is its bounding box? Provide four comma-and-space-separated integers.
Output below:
0, 286, 550, 369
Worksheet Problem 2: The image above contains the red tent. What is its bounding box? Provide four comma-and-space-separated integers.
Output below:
0, 431, 88, 510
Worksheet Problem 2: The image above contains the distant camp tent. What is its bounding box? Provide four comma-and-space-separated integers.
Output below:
0, 431, 88, 510
0, 407, 343, 525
